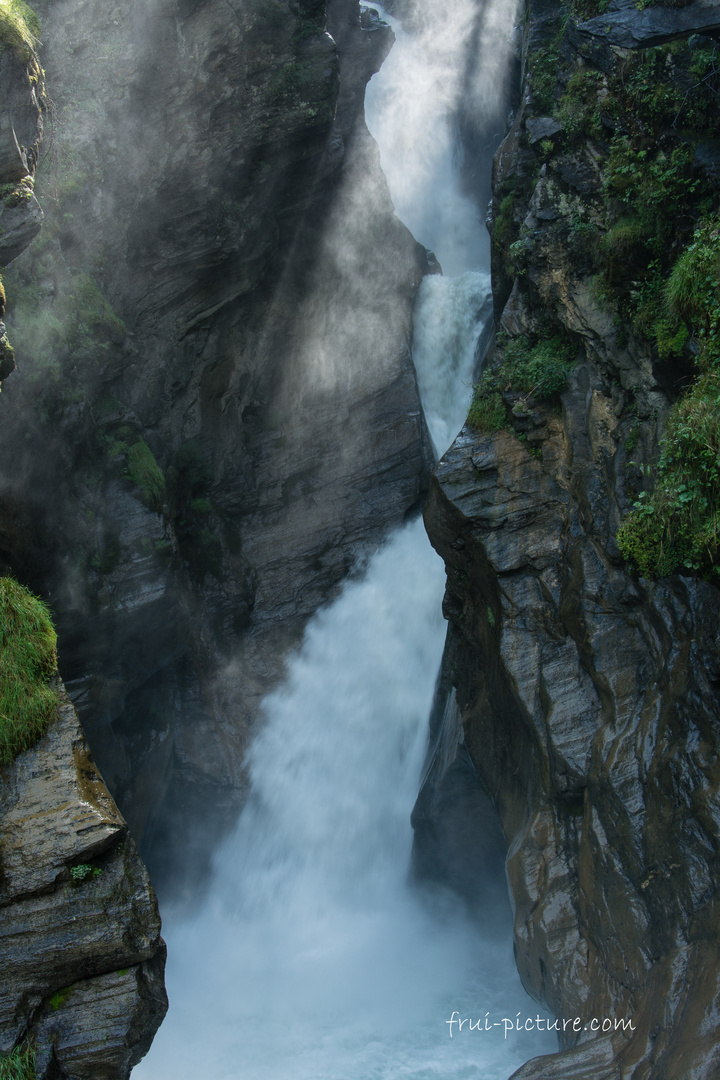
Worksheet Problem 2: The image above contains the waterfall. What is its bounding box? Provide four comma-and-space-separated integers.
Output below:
134, 0, 558, 1076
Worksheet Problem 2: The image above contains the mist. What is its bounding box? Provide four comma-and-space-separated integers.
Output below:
132, 0, 557, 1075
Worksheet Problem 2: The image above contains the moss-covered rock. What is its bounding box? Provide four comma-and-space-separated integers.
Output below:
0, 576, 58, 764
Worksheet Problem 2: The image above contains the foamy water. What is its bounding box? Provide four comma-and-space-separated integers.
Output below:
133, 0, 557, 1076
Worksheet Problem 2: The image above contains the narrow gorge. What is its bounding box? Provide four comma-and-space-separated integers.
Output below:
1, 0, 720, 1078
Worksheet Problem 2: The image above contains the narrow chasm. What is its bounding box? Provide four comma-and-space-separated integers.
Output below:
3, 0, 720, 1078
133, 0, 561, 1076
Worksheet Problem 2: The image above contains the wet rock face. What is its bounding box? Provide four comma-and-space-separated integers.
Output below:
425, 424, 720, 1077
0, 685, 167, 1077
0, 0, 433, 893
0, 34, 45, 380
571, 0, 720, 52
418, 1, 720, 1077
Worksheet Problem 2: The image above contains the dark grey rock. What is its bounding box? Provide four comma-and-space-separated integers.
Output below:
0, 688, 167, 1071
0, 193, 42, 265
553, 153, 603, 195
526, 116, 563, 144
572, 0, 720, 51
694, 138, 720, 183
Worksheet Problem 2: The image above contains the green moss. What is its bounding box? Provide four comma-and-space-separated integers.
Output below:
0, 1045, 36, 1080
126, 440, 166, 511
601, 216, 649, 262
49, 987, 71, 1011
62, 273, 127, 350
189, 497, 212, 516
0, 0, 40, 64
0, 578, 59, 765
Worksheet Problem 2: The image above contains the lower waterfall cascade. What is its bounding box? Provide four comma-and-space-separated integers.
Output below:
133, 0, 559, 1076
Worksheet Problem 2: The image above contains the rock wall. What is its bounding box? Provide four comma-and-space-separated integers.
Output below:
0, 22, 166, 1075
418, 2, 720, 1077
0, 0, 434, 894
0, 683, 167, 1078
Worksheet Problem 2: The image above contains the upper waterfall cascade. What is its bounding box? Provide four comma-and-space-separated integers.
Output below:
133, 0, 557, 1076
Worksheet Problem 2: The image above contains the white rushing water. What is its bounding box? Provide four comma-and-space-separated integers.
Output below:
135, 0, 558, 1076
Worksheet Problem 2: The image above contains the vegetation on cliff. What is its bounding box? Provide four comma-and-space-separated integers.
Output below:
618, 217, 720, 576
468, 333, 576, 433
482, 1, 720, 581
0, 0, 40, 64
0, 577, 58, 764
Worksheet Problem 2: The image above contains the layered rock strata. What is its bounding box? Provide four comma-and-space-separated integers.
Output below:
0, 684, 167, 1077
417, 1, 720, 1077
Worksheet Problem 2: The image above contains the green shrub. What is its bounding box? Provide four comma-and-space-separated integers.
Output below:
0, 578, 59, 765
126, 440, 166, 511
467, 377, 505, 433
467, 334, 576, 434
618, 381, 720, 578
555, 68, 603, 141
666, 218, 720, 365
188, 497, 212, 516
518, 338, 576, 397
0, 1045, 36, 1080
528, 31, 564, 114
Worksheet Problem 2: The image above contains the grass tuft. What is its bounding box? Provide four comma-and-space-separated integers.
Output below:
0, 1045, 36, 1080
0, 578, 59, 765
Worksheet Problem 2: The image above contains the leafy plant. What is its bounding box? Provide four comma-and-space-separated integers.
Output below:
666, 218, 720, 365
70, 863, 102, 883
618, 380, 720, 577
527, 21, 566, 114
0, 578, 58, 765
555, 67, 604, 141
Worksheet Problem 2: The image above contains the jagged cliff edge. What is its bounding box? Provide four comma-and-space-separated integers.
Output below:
416, 1, 720, 1078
